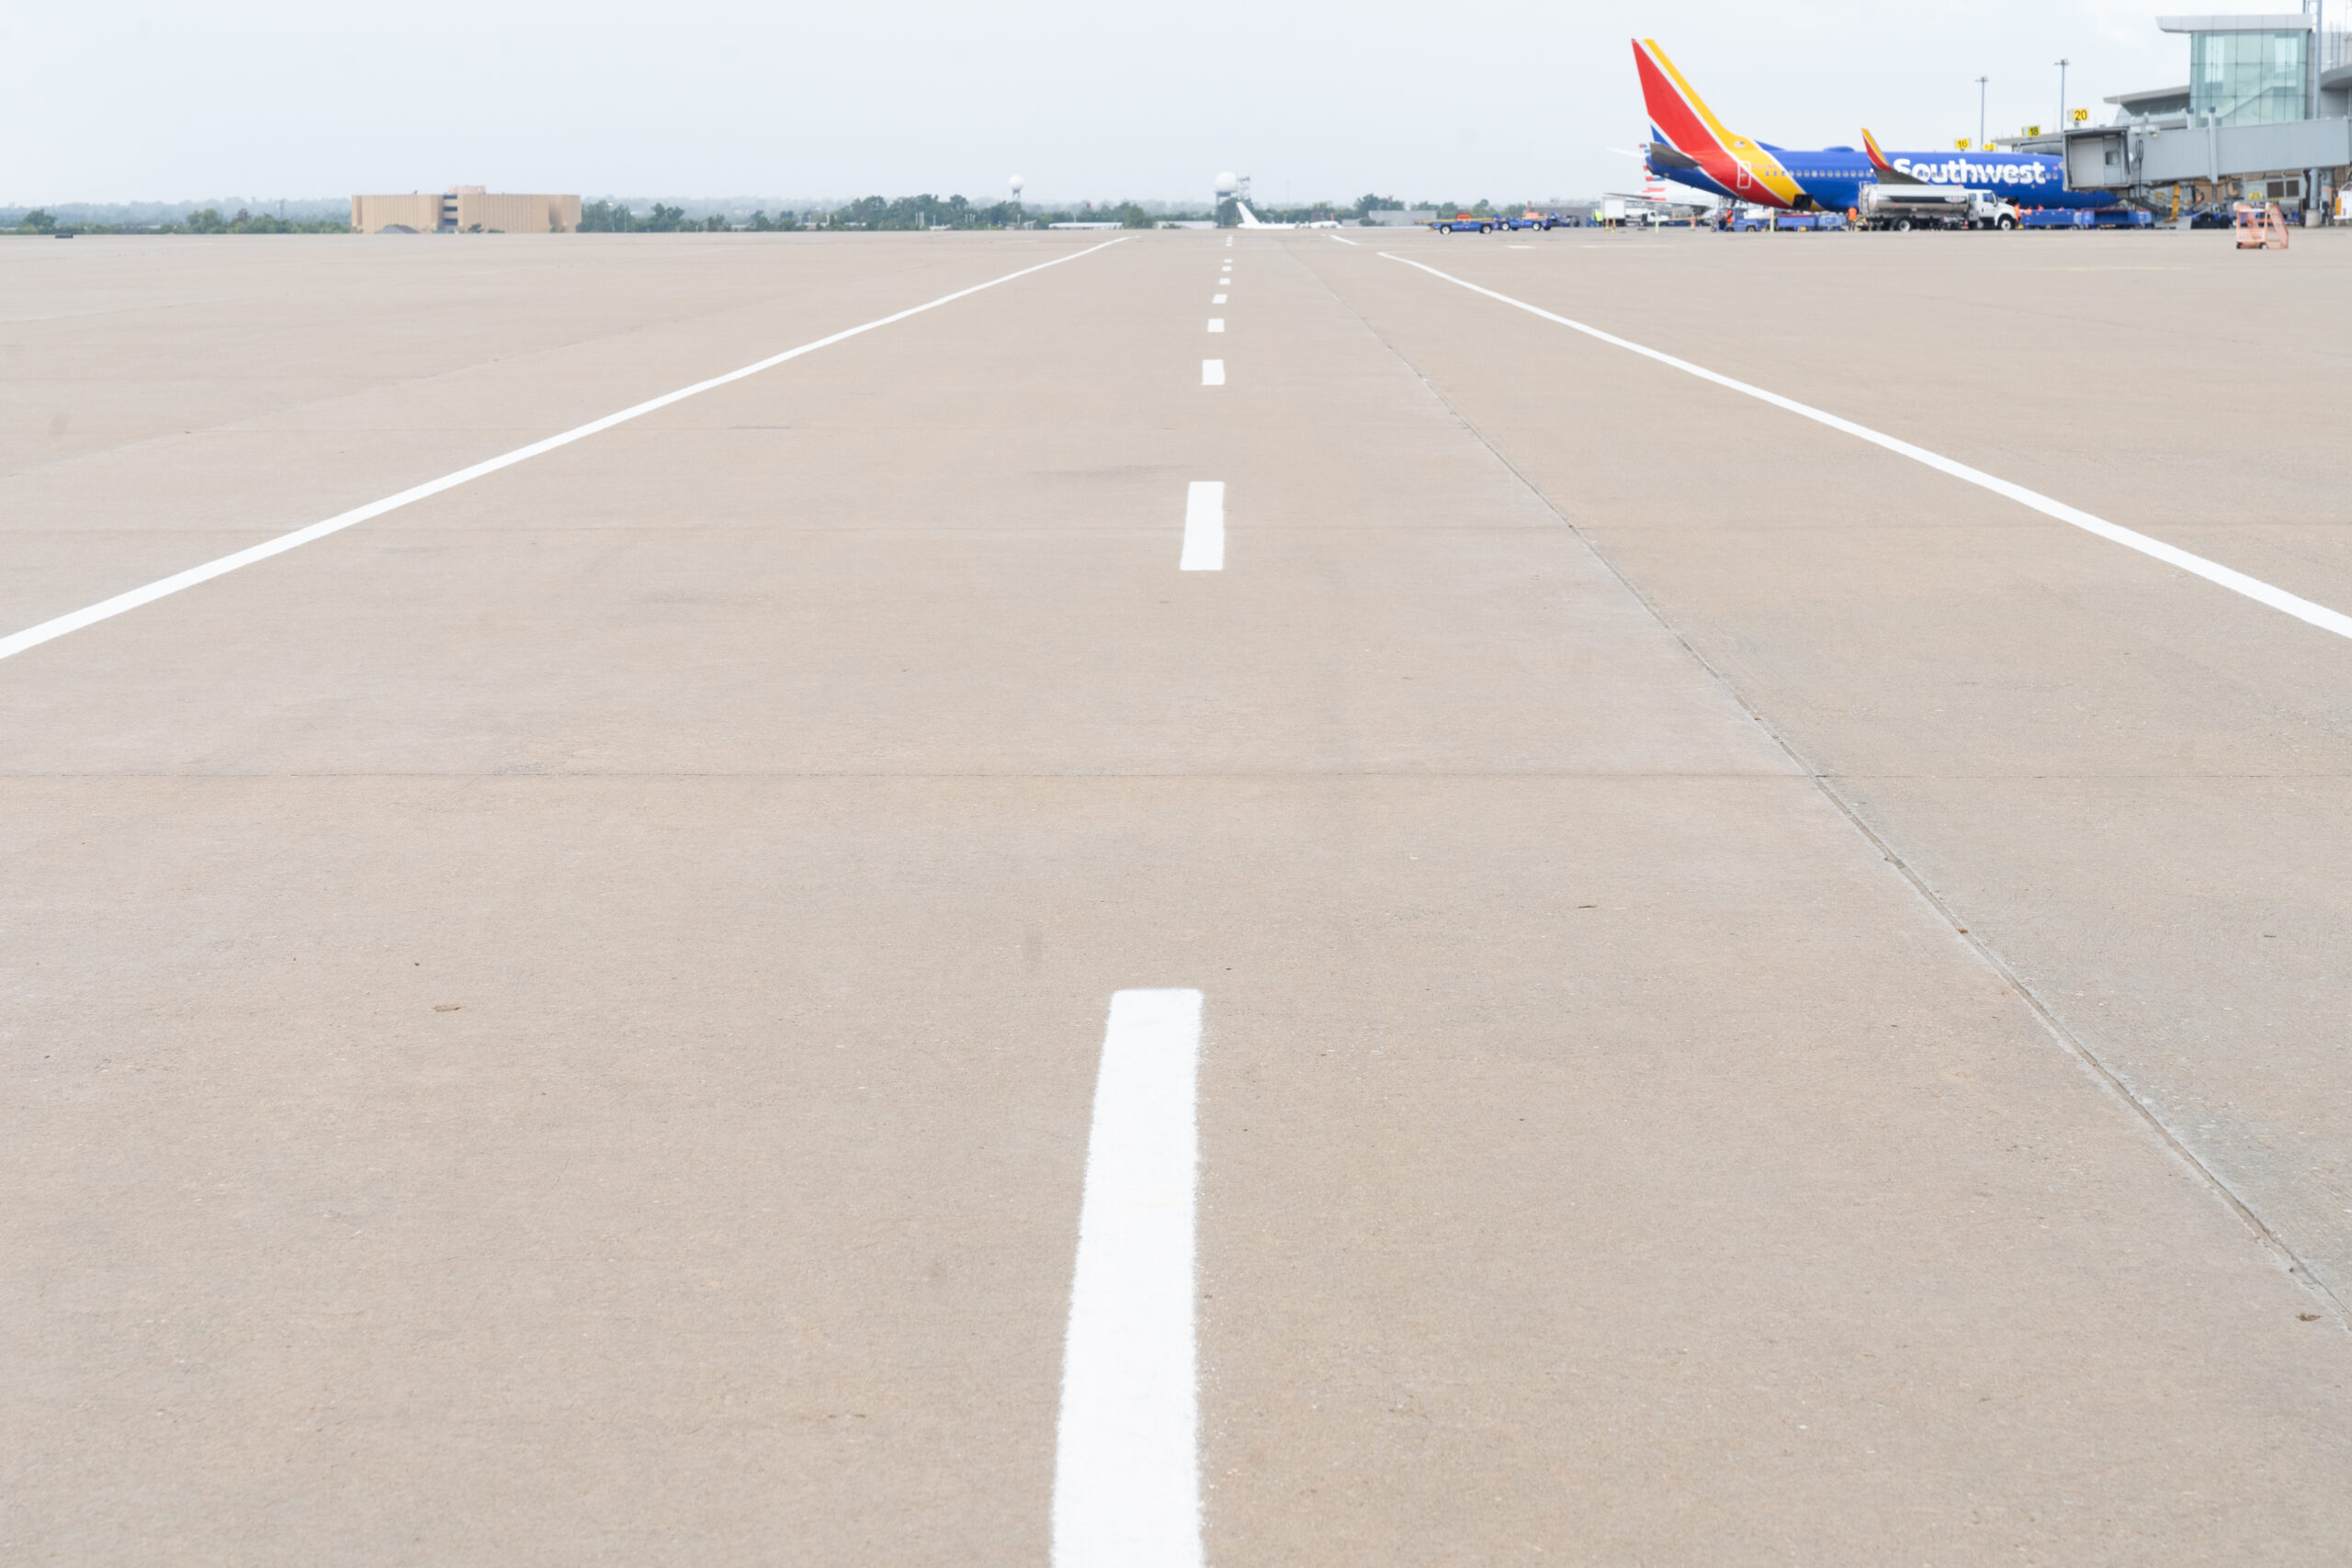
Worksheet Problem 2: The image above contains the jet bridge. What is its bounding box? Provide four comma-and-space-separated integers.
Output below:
2062, 116, 2352, 192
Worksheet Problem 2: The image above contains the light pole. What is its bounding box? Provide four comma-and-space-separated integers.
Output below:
2054, 58, 2070, 139
2309, 0, 2325, 220
1976, 75, 1989, 148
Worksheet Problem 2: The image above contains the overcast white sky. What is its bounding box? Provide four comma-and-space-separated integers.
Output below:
6, 0, 2210, 206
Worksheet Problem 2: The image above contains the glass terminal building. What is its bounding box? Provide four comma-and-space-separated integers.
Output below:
2183, 18, 2310, 126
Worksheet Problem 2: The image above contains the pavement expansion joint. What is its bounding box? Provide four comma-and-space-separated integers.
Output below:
1305, 236, 2347, 1327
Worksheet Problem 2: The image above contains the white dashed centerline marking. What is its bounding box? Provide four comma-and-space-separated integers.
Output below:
1382, 252, 2352, 645
0, 238, 1135, 665
1180, 481, 1225, 570
1206, 319, 1224, 333
1052, 987, 1204, 1568
1201, 359, 1225, 386
1212, 294, 1227, 304
1329, 233, 1360, 245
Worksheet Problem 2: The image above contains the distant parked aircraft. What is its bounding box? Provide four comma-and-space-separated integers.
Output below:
1233, 200, 1340, 231
1633, 38, 2106, 212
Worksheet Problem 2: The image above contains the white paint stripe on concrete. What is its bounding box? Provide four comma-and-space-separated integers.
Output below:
1225, 236, 1233, 247
1052, 987, 1204, 1568
1212, 294, 1227, 304
1382, 253, 2352, 644
0, 238, 1134, 665
1329, 234, 1360, 245
1207, 319, 1225, 333
1180, 481, 1226, 570
1201, 359, 1225, 386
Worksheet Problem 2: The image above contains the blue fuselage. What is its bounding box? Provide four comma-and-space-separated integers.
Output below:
1653, 142, 2111, 211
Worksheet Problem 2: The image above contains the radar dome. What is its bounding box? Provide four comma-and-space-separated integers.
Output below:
1214, 171, 1238, 196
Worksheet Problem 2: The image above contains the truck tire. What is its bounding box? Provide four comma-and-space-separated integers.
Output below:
1996, 215, 2017, 231
1895, 218, 1913, 231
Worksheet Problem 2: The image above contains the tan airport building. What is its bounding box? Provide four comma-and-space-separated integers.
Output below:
351, 187, 582, 234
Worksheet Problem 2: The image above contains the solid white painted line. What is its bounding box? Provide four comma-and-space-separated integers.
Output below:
1383, 253, 2352, 645
1212, 294, 1227, 304
1206, 319, 1225, 333
1225, 236, 1233, 247
1180, 481, 1225, 570
1052, 987, 1204, 1568
1201, 359, 1225, 386
0, 239, 1134, 665
1329, 234, 1360, 245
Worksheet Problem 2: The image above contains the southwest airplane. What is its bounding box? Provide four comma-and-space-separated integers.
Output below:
1632, 38, 2108, 212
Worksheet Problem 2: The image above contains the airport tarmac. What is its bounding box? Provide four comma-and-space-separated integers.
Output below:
5, 225, 2352, 1564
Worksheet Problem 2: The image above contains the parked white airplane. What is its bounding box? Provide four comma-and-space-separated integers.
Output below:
1233, 199, 1340, 230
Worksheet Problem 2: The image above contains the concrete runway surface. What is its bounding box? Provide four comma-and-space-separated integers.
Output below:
5, 226, 2351, 1563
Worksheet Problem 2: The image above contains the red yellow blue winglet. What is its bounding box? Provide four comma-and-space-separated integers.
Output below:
1632, 39, 1807, 210
1860, 129, 1923, 185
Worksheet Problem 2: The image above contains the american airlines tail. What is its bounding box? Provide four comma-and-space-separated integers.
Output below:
1631, 39, 1807, 210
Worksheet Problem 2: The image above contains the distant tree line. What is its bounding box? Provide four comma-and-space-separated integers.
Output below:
3, 206, 346, 235
164, 208, 348, 234
6, 191, 1539, 239
577, 194, 1208, 232
580, 201, 737, 232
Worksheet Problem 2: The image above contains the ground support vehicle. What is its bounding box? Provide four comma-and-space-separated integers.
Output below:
1430, 215, 1496, 233
1861, 186, 2018, 231
1771, 211, 1847, 231
2189, 203, 2296, 228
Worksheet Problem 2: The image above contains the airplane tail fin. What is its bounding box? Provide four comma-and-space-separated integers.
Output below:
1860, 129, 1922, 184
1233, 199, 1264, 228
1633, 38, 1739, 163
1633, 39, 1803, 209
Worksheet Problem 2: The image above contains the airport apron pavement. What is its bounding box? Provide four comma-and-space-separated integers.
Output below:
3, 229, 2347, 1564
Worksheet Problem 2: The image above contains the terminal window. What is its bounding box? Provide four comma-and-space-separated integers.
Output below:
2190, 29, 2308, 126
